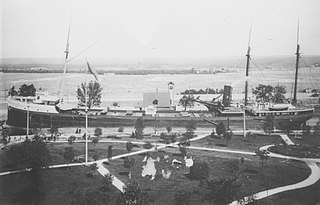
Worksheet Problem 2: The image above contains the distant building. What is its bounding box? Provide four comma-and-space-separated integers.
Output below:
143, 92, 170, 108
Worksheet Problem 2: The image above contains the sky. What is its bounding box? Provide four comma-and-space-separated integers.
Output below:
1, 0, 320, 62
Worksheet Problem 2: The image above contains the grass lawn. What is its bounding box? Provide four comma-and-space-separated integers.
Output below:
1, 132, 319, 205
0, 166, 120, 205
290, 133, 320, 147
191, 133, 282, 152
256, 180, 320, 205
105, 145, 312, 205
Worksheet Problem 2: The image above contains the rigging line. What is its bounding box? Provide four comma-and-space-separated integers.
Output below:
301, 58, 316, 89
248, 21, 253, 48
250, 60, 264, 84
68, 41, 99, 63
297, 16, 300, 46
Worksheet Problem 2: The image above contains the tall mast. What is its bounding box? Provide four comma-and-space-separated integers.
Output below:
244, 24, 252, 106
292, 18, 300, 105
58, 16, 72, 102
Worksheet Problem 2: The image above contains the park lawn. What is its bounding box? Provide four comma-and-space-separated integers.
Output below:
256, 180, 320, 205
290, 133, 320, 147
191, 133, 282, 152
0, 133, 318, 205
105, 146, 311, 205
48, 141, 132, 163
0, 166, 120, 205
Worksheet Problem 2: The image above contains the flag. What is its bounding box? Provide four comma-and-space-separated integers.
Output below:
87, 61, 99, 81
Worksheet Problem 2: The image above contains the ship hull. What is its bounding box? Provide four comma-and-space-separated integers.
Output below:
7, 105, 313, 131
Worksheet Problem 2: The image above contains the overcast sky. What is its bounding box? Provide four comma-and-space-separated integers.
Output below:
1, 0, 320, 61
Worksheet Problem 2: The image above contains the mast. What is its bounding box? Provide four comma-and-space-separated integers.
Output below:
58, 17, 72, 102
85, 65, 88, 165
244, 24, 252, 106
292, 18, 300, 105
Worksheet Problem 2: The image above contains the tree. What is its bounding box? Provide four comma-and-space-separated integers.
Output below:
272, 85, 286, 103
166, 126, 172, 134
113, 102, 119, 109
123, 157, 135, 178
90, 163, 99, 177
8, 86, 18, 96
216, 122, 226, 137
76, 80, 103, 109
263, 115, 274, 135
223, 130, 233, 146
107, 145, 113, 160
179, 145, 187, 156
134, 117, 145, 139
255, 150, 269, 165
68, 135, 76, 145
252, 84, 274, 102
126, 141, 134, 152
185, 120, 197, 140
1, 128, 8, 145
48, 126, 59, 141
94, 127, 103, 138
19, 84, 36, 96
179, 95, 194, 111
63, 147, 75, 169
92, 137, 99, 146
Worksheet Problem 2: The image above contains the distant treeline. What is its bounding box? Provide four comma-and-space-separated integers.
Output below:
181, 88, 224, 95
1, 67, 194, 75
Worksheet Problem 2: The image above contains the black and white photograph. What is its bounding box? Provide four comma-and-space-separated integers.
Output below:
0, 0, 320, 204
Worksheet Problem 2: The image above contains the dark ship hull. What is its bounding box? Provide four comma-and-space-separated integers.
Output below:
7, 105, 314, 131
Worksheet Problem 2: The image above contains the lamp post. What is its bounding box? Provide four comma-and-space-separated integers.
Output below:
26, 105, 30, 139
243, 110, 246, 137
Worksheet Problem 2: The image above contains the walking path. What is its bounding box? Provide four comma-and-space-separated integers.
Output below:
279, 134, 295, 145
230, 135, 320, 204
1, 132, 320, 204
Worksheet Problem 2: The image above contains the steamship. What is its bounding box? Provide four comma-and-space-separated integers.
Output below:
6, 25, 314, 131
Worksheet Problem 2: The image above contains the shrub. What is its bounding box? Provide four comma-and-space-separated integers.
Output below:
118, 181, 150, 205
134, 117, 145, 139
68, 135, 76, 144
107, 146, 113, 159
118, 127, 124, 133
216, 122, 226, 136
166, 126, 172, 133
94, 127, 102, 137
93, 154, 99, 161
126, 141, 134, 152
179, 146, 187, 156
143, 142, 153, 149
91, 137, 99, 146
104, 173, 114, 185
188, 162, 209, 180
123, 157, 135, 169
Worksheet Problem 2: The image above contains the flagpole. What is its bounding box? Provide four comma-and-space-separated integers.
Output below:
85, 61, 88, 165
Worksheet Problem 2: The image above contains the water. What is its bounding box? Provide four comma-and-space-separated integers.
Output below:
1, 67, 320, 116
